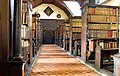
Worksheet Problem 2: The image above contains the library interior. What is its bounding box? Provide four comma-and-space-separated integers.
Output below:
0, 0, 120, 76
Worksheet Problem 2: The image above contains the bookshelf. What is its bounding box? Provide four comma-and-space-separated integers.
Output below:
71, 17, 82, 56
64, 23, 70, 51
21, 2, 30, 76
58, 24, 64, 48
81, 4, 119, 63
32, 13, 43, 56
22, 2, 30, 62
21, 2, 35, 75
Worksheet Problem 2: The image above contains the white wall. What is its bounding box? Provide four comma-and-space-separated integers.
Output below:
32, 3, 69, 19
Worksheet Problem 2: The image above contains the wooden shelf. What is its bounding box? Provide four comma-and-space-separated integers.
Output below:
72, 27, 82, 28
73, 32, 81, 33
23, 23, 28, 26
88, 37, 119, 40
102, 48, 119, 51
22, 38, 30, 41
88, 29, 118, 30
81, 4, 119, 62
88, 14, 117, 16
88, 21, 118, 24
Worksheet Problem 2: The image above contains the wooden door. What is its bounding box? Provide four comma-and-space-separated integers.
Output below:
43, 30, 55, 44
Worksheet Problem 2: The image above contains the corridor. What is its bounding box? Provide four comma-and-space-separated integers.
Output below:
28, 45, 101, 76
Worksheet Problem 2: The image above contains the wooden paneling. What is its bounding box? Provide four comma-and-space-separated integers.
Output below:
41, 19, 64, 44
41, 19, 64, 30
43, 30, 55, 44
0, 0, 1, 58
0, 0, 9, 75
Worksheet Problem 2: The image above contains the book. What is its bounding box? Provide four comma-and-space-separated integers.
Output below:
108, 30, 112, 38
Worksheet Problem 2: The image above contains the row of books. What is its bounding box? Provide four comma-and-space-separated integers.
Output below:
88, 7, 117, 15
73, 33, 81, 39
22, 2, 28, 13
66, 27, 70, 31
32, 30, 36, 38
88, 15, 117, 23
22, 40, 29, 47
22, 12, 28, 24
22, 45, 30, 59
21, 25, 30, 39
72, 19, 82, 22
88, 30, 118, 38
66, 24, 70, 26
72, 28, 81, 32
32, 16, 36, 23
88, 24, 118, 30
99, 41, 118, 49
72, 23, 82, 27
32, 23, 36, 30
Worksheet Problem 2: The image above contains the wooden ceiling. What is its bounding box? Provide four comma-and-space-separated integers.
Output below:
32, 0, 84, 16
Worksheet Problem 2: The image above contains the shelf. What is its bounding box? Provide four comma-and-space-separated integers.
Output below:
88, 29, 118, 30
72, 27, 82, 28
73, 38, 81, 40
73, 32, 81, 33
23, 23, 28, 26
88, 14, 117, 16
32, 38, 36, 40
102, 48, 119, 51
32, 29, 36, 30
88, 37, 119, 40
88, 21, 118, 24
22, 38, 30, 41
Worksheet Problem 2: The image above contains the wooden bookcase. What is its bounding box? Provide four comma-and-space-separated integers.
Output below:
21, 2, 43, 75
32, 13, 42, 56
55, 27, 60, 45
22, 2, 30, 62
21, 2, 31, 75
71, 17, 82, 56
58, 24, 64, 48
64, 23, 70, 51
36, 19, 43, 49
81, 4, 119, 63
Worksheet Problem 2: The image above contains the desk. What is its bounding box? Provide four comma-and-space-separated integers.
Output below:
95, 46, 118, 68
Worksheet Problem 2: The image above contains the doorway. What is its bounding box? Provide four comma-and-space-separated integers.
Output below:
43, 30, 55, 44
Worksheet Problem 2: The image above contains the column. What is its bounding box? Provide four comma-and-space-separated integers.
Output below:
63, 23, 66, 49
69, 17, 73, 54
7, 0, 24, 76
13, 0, 22, 59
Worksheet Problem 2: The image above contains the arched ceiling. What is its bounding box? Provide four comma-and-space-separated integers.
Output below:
32, 0, 84, 16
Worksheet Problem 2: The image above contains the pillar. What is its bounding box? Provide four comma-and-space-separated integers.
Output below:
13, 0, 22, 58
69, 17, 73, 54
7, 0, 24, 76
63, 24, 66, 49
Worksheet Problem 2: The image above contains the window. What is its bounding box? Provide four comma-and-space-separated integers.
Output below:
63, 1, 81, 16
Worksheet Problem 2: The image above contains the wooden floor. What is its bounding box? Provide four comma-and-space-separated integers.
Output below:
28, 44, 101, 76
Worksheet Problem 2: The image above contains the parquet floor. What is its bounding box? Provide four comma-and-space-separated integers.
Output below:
28, 45, 101, 76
